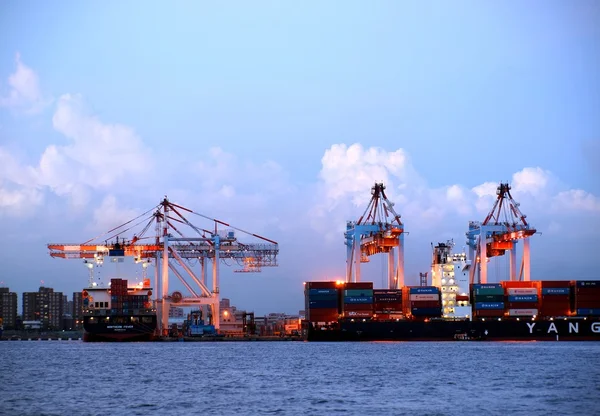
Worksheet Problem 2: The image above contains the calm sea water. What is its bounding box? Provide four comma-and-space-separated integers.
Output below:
1, 341, 599, 416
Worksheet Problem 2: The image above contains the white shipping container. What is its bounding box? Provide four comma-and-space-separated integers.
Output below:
410, 294, 439, 301
508, 309, 538, 316
507, 288, 538, 296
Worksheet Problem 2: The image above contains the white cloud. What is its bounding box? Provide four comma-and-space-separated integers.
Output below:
90, 195, 141, 233
0, 93, 154, 216
554, 190, 600, 212
0, 53, 51, 114
310, 144, 600, 244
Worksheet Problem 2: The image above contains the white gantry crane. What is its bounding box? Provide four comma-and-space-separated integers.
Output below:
466, 183, 536, 284
48, 197, 279, 334
345, 183, 405, 289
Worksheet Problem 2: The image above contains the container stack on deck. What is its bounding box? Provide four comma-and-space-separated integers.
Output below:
471, 283, 504, 318
342, 282, 374, 319
305, 282, 340, 323
403, 287, 442, 318
575, 281, 600, 316
539, 281, 571, 317
502, 281, 539, 317
110, 278, 128, 314
373, 289, 403, 320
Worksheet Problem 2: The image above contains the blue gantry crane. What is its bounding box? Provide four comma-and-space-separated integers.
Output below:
345, 183, 405, 288
466, 183, 536, 284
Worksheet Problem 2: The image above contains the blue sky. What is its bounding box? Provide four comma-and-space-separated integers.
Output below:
0, 1, 599, 314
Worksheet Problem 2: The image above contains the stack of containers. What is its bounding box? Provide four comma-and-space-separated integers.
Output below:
373, 289, 403, 320
342, 282, 373, 319
539, 281, 571, 317
574, 281, 600, 316
304, 282, 340, 323
403, 287, 441, 318
110, 278, 128, 315
471, 283, 504, 318
502, 281, 540, 317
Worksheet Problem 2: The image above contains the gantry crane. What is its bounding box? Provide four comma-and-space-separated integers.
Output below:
345, 183, 405, 288
466, 183, 536, 284
47, 197, 279, 333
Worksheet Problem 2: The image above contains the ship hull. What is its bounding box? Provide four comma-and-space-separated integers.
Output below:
83, 315, 157, 342
306, 318, 600, 341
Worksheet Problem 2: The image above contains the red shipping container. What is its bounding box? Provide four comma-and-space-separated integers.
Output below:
540, 280, 572, 288
409, 301, 440, 308
575, 294, 600, 302
344, 282, 373, 290
474, 310, 504, 317
575, 288, 600, 296
342, 303, 373, 311
506, 302, 539, 309
373, 289, 402, 296
539, 308, 570, 316
306, 281, 340, 290
575, 301, 600, 308
342, 311, 373, 318
456, 295, 469, 302
502, 281, 540, 289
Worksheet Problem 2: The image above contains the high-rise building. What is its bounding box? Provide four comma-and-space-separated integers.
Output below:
73, 292, 83, 329
0, 287, 18, 329
22, 287, 64, 330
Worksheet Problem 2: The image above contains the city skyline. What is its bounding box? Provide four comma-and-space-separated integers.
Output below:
1, 2, 599, 314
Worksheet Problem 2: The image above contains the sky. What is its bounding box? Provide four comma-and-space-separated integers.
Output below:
0, 1, 599, 315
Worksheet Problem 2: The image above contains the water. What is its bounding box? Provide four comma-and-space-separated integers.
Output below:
1, 341, 599, 416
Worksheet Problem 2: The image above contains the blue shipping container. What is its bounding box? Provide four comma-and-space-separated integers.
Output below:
308, 293, 338, 301
508, 295, 538, 302
309, 300, 338, 309
309, 289, 338, 296
409, 287, 439, 294
541, 288, 570, 295
576, 281, 600, 288
472, 284, 502, 289
576, 309, 600, 316
344, 296, 373, 304
411, 307, 442, 315
474, 302, 504, 310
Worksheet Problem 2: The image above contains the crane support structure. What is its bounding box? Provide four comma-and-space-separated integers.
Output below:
48, 197, 279, 334
345, 183, 405, 289
466, 183, 536, 284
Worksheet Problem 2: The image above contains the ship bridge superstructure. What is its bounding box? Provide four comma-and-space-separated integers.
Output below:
345, 183, 405, 289
466, 183, 536, 284
48, 197, 279, 333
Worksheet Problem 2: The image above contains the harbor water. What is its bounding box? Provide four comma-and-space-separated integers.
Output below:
1, 341, 599, 415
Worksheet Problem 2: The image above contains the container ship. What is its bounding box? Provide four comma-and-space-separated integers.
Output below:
303, 279, 600, 341
82, 278, 157, 342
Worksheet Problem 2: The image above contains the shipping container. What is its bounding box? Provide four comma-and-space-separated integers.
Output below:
342, 311, 373, 318
501, 281, 538, 288
342, 303, 374, 311
473, 288, 504, 296
540, 280, 572, 288
506, 288, 538, 296
344, 289, 374, 297
344, 282, 374, 290
538, 308, 570, 316
576, 281, 600, 288
410, 294, 440, 301
473, 310, 504, 317
410, 307, 442, 316
472, 294, 504, 302
309, 300, 338, 309
308, 288, 338, 296
576, 308, 600, 316
507, 309, 538, 316
455, 295, 469, 302
409, 287, 440, 294
473, 284, 503, 289
409, 301, 440, 308
508, 295, 538, 303
306, 281, 340, 290
343, 296, 373, 304
506, 302, 539, 309
474, 302, 504, 310
373, 294, 402, 303
541, 288, 570, 295
373, 290, 403, 296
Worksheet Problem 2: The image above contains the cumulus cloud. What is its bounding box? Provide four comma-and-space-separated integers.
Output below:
90, 195, 142, 233
0, 53, 51, 114
0, 93, 153, 216
310, 144, 600, 243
